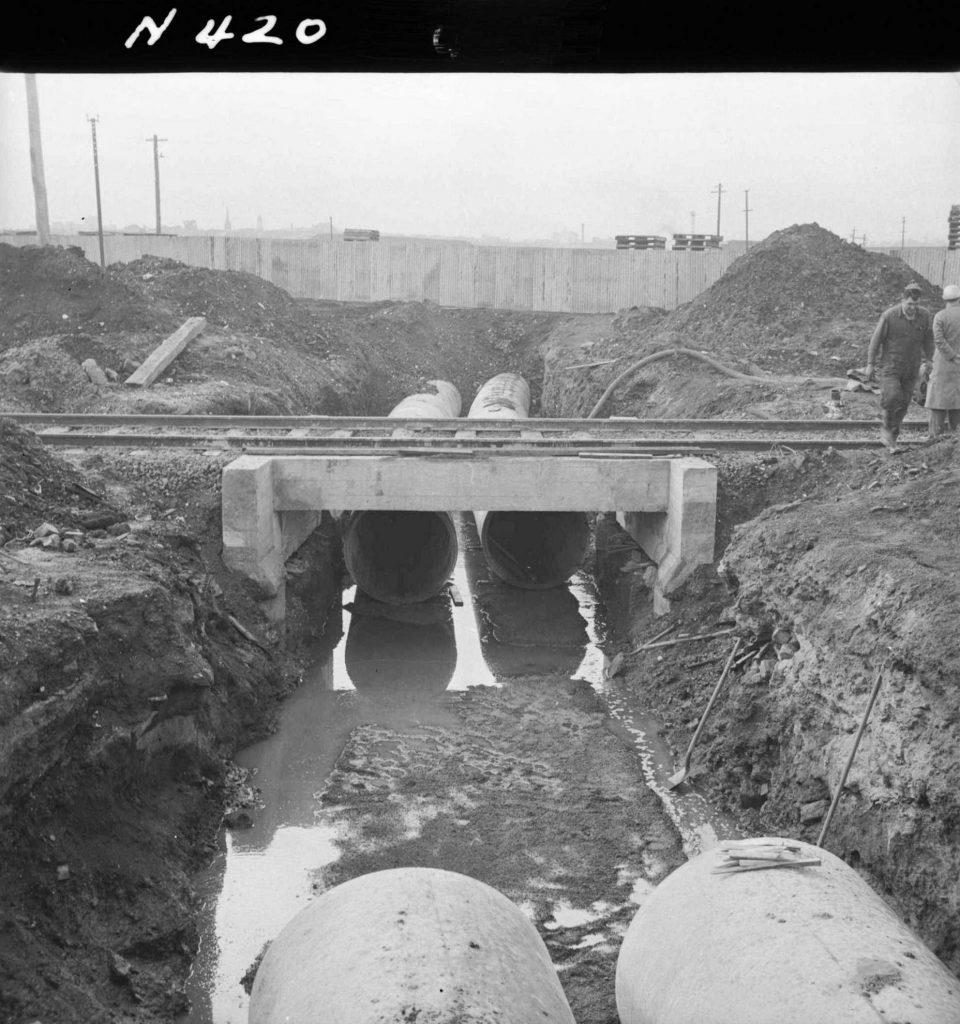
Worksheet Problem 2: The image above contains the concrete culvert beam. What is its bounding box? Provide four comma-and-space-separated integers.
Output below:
469, 372, 590, 588
341, 380, 460, 605
615, 836, 960, 1024
248, 867, 577, 1024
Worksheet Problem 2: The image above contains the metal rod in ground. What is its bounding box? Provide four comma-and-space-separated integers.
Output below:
666, 637, 742, 790
816, 660, 889, 847
627, 627, 735, 655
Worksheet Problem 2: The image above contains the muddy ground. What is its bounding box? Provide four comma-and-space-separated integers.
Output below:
1, 227, 958, 1022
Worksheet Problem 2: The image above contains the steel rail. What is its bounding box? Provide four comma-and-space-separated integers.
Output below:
22, 431, 924, 454
0, 412, 927, 434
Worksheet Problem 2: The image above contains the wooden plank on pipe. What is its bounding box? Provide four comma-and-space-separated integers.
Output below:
123, 317, 206, 387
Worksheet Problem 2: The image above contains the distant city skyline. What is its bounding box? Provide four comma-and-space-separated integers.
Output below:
2, 72, 958, 249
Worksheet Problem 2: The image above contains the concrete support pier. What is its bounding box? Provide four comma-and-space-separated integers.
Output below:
617, 456, 717, 606
221, 450, 717, 622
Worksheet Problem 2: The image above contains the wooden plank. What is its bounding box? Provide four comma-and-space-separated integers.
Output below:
124, 317, 206, 387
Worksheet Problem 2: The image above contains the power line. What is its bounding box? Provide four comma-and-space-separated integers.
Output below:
25, 75, 50, 245
87, 115, 105, 268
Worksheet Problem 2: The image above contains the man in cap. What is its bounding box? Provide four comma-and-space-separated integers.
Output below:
925, 283, 960, 437
865, 282, 934, 452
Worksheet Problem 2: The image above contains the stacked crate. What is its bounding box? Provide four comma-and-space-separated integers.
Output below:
949, 206, 959, 250
615, 235, 667, 250
672, 234, 722, 251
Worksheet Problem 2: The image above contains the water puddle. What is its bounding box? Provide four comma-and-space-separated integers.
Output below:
185, 516, 604, 1022
185, 514, 739, 1021
598, 683, 746, 858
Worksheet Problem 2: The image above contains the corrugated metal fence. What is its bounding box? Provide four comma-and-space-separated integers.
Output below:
2, 234, 958, 313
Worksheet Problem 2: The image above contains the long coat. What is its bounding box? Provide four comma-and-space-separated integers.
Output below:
925, 304, 960, 411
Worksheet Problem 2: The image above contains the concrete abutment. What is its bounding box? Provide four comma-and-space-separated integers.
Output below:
221, 451, 717, 622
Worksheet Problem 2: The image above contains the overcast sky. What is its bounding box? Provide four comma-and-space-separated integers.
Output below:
2, 71, 958, 244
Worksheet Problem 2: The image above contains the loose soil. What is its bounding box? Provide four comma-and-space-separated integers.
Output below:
1, 226, 958, 1022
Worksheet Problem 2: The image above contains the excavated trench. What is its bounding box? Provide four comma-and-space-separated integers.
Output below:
3, 227, 960, 1019
184, 515, 745, 1024
3, 415, 960, 1024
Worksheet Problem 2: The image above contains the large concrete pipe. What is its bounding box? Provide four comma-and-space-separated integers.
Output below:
615, 836, 960, 1024
248, 867, 577, 1023
341, 381, 460, 604
468, 373, 590, 588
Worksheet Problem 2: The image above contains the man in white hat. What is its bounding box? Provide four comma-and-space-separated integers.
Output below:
925, 283, 960, 437
865, 282, 934, 452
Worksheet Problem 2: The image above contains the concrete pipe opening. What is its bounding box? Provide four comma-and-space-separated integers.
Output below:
342, 509, 458, 605
469, 373, 591, 589
341, 380, 461, 605
476, 509, 592, 589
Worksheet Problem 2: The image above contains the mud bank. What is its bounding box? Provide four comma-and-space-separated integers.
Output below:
589, 439, 960, 977
0, 429, 343, 1023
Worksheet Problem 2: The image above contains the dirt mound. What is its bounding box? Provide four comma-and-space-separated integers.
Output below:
0, 245, 573, 418
543, 224, 944, 419
664, 223, 941, 375
0, 243, 167, 346
110, 254, 318, 347
0, 418, 116, 544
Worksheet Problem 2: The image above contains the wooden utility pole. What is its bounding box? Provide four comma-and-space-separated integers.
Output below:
711, 182, 724, 237
900, 216, 906, 255
743, 190, 752, 249
146, 134, 167, 234
24, 75, 51, 244
87, 115, 105, 267
690, 211, 696, 234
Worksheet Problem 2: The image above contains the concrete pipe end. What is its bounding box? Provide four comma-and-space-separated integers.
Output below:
478, 510, 591, 589
342, 510, 458, 605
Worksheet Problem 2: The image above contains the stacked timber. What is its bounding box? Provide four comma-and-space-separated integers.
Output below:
949, 205, 959, 250
672, 233, 723, 251
615, 234, 667, 250
343, 228, 380, 241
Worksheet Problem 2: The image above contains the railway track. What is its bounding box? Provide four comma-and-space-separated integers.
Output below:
4, 412, 927, 455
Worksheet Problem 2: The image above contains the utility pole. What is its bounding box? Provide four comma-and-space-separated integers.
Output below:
146, 134, 167, 234
743, 190, 752, 250
329, 216, 333, 239
87, 115, 105, 268
900, 216, 906, 255
690, 211, 696, 234
25, 75, 50, 244
711, 182, 724, 238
